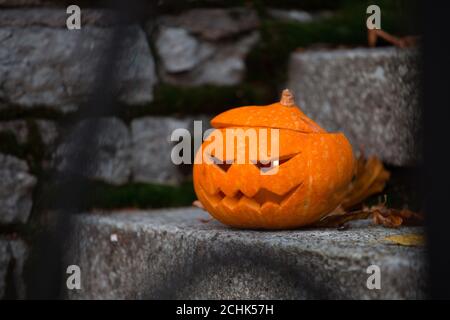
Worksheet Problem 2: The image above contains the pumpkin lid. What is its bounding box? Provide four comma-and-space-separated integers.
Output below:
211, 89, 326, 133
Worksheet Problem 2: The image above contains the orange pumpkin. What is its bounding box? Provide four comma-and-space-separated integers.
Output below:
193, 89, 355, 229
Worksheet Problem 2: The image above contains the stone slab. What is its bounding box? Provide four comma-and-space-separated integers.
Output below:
68, 207, 426, 299
288, 47, 421, 166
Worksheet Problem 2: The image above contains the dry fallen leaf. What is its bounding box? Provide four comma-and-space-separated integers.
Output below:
192, 200, 205, 210
384, 234, 425, 246
315, 154, 423, 229
314, 209, 371, 228
368, 29, 419, 48
394, 208, 424, 226
340, 155, 390, 210
316, 200, 424, 229
373, 207, 424, 228
373, 209, 403, 228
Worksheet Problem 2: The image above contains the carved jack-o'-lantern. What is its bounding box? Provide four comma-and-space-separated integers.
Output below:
193, 89, 354, 229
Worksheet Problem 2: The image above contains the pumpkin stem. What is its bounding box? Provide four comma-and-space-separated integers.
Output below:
280, 89, 295, 107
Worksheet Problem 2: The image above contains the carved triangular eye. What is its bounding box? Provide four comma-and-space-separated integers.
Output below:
254, 153, 298, 173
209, 155, 232, 172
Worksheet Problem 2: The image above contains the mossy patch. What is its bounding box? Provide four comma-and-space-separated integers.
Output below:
85, 180, 197, 209
120, 83, 273, 120
246, 0, 419, 89
0, 107, 63, 122
37, 179, 197, 211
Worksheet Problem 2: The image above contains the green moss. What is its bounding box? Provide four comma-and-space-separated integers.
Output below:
38, 180, 197, 211
86, 180, 197, 209
121, 83, 273, 120
246, 0, 418, 88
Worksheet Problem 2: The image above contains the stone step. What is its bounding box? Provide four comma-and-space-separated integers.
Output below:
288, 47, 420, 166
68, 208, 426, 299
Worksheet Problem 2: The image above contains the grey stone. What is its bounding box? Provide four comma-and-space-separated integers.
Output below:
0, 0, 49, 6
53, 117, 131, 185
288, 48, 421, 166
7, 239, 28, 299
0, 154, 36, 224
0, 240, 9, 298
35, 120, 59, 146
157, 31, 260, 86
268, 9, 314, 23
154, 7, 260, 86
0, 238, 28, 299
0, 0, 50, 6
131, 116, 190, 185
0, 8, 121, 28
158, 8, 260, 41
267, 8, 333, 23
67, 208, 426, 299
190, 32, 260, 86
0, 11, 157, 112
155, 26, 215, 73
0, 119, 59, 146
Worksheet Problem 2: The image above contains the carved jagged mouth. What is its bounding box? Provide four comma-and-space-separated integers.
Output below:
201, 153, 303, 208
213, 183, 302, 207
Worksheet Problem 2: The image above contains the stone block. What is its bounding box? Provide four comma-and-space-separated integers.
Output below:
288, 48, 421, 166
68, 208, 426, 299
0, 154, 36, 224
154, 8, 260, 86
53, 117, 131, 185
131, 116, 190, 185
0, 9, 157, 112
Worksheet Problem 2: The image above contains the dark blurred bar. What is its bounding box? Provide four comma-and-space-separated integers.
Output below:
423, 0, 450, 300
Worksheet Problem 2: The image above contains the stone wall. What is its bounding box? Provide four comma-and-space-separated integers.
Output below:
0, 2, 421, 299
